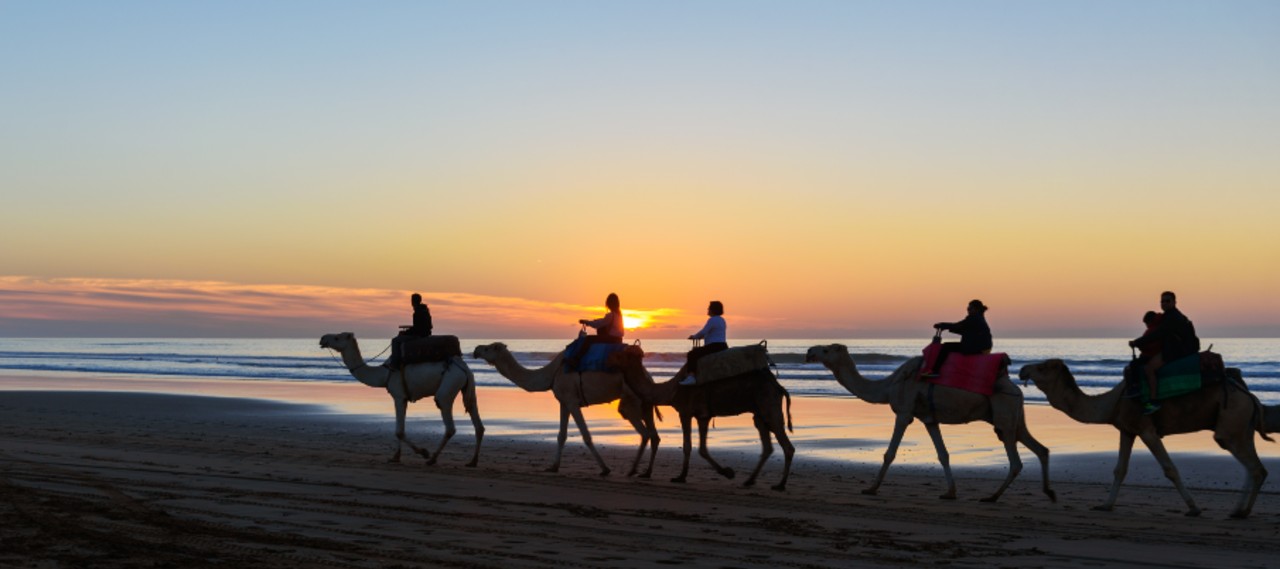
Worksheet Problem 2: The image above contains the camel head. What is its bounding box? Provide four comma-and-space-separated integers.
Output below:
1018, 359, 1071, 389
472, 342, 508, 363
319, 332, 358, 352
606, 345, 646, 370
805, 344, 850, 368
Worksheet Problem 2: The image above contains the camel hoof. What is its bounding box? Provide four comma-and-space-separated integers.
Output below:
721, 468, 736, 480
861, 488, 878, 496
770, 483, 786, 492
1045, 489, 1058, 503
1230, 510, 1250, 519
979, 496, 999, 503
742, 479, 756, 488
639, 471, 652, 480
387, 456, 401, 464
939, 493, 956, 501
1091, 504, 1113, 512
599, 468, 611, 477
465, 460, 478, 468
1185, 509, 1202, 518
417, 449, 431, 459
626, 469, 637, 478
544, 466, 560, 473
426, 457, 439, 466
670, 476, 687, 484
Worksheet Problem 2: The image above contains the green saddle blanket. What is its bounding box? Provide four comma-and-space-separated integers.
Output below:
1140, 353, 1202, 400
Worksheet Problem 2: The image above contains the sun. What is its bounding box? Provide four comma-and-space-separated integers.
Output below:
622, 314, 648, 330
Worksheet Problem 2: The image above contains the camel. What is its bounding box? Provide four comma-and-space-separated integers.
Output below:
607, 345, 795, 491
471, 342, 659, 477
806, 344, 1055, 503
319, 332, 483, 467
1019, 359, 1270, 518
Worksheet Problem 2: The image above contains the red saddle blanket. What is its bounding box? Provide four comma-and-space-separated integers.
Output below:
920, 342, 1008, 396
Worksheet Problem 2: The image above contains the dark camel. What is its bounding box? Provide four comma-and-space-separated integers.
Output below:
607, 345, 795, 491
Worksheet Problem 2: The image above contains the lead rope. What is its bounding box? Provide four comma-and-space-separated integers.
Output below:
322, 342, 392, 371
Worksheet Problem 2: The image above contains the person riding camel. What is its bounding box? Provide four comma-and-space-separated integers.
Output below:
566, 293, 625, 369
678, 301, 728, 386
1124, 311, 1163, 399
384, 293, 432, 370
1128, 291, 1200, 414
922, 299, 992, 378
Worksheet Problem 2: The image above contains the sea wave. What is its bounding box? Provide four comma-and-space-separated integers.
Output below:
3, 338, 1279, 404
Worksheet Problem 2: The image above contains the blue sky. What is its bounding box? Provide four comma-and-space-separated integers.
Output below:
1, 1, 1277, 337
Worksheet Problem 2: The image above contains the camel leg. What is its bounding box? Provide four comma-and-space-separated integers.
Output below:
980, 421, 1022, 503
392, 398, 430, 462
1096, 432, 1135, 512
461, 367, 485, 468
697, 417, 735, 480
771, 417, 795, 492
425, 399, 457, 466
1016, 422, 1056, 502
624, 413, 652, 478
866, 414, 913, 496
1217, 433, 1266, 519
743, 416, 774, 488
1139, 433, 1201, 517
923, 421, 958, 500
570, 407, 611, 477
547, 406, 570, 473
672, 413, 693, 483
631, 405, 659, 479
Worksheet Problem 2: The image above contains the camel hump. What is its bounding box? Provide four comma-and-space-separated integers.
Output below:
695, 345, 771, 385
402, 335, 462, 365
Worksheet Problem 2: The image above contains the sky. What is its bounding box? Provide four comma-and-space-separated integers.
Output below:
1, 1, 1278, 339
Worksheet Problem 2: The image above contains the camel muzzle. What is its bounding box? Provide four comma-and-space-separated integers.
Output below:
1017, 366, 1033, 385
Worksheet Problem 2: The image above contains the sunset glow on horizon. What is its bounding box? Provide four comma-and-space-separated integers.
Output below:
1, 2, 1277, 339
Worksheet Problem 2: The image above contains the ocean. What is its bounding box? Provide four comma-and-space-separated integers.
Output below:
2, 337, 1279, 405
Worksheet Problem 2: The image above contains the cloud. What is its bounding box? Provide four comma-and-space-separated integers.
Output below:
0, 276, 688, 338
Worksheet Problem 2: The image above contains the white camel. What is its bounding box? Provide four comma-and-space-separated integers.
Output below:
320, 332, 484, 466
806, 344, 1055, 503
472, 342, 659, 477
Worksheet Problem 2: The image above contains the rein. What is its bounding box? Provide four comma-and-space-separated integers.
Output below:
322, 342, 392, 371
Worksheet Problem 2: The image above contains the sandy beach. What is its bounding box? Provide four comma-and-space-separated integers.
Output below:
5, 373, 1280, 568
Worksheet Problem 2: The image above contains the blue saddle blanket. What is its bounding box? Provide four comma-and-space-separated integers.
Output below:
563, 337, 625, 373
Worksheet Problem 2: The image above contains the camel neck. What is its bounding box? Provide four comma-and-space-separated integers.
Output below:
488, 349, 558, 392
620, 365, 676, 405
335, 343, 390, 388
828, 357, 896, 404
1042, 373, 1123, 424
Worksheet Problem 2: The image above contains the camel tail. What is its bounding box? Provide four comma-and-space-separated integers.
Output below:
460, 358, 478, 417
1229, 368, 1274, 443
1252, 397, 1274, 443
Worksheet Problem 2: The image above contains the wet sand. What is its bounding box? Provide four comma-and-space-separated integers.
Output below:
4, 373, 1280, 567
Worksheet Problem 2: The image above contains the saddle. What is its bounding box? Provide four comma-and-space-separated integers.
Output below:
401, 335, 462, 365
693, 344, 772, 385
562, 337, 626, 373
919, 340, 1008, 396
1129, 351, 1226, 400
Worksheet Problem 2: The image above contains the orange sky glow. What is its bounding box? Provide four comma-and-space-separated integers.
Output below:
1, 4, 1277, 339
